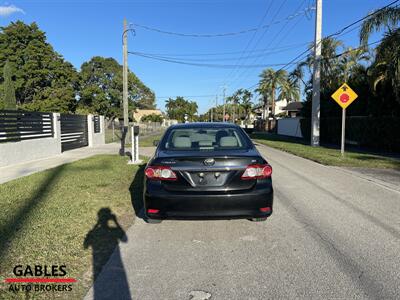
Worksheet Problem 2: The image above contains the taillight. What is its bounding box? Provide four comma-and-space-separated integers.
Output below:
145, 166, 177, 181
241, 164, 272, 180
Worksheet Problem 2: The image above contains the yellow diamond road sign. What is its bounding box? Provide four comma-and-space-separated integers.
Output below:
331, 83, 358, 109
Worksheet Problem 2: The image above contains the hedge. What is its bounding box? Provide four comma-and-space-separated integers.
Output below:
300, 117, 400, 152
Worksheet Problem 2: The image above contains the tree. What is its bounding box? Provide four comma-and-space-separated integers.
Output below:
166, 96, 198, 122
239, 89, 253, 123
288, 66, 304, 101
228, 89, 253, 122
1, 61, 16, 109
0, 21, 79, 112
278, 78, 299, 103
340, 47, 370, 81
369, 29, 400, 104
226, 92, 240, 123
79, 56, 155, 118
257, 68, 289, 117
360, 6, 400, 45
359, 7, 400, 104
302, 37, 344, 90
204, 104, 229, 122
141, 113, 164, 123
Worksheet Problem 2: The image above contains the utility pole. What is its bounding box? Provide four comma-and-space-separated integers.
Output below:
210, 97, 214, 122
215, 95, 218, 121
122, 18, 129, 155
222, 86, 226, 122
311, 0, 322, 146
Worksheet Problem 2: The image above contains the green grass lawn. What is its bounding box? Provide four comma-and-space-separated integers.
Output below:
252, 133, 400, 170
106, 129, 164, 147
0, 155, 141, 299
139, 131, 164, 147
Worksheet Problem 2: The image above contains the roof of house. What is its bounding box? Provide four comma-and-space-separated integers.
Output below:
283, 102, 303, 111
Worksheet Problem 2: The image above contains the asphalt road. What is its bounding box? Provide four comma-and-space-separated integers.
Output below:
84, 144, 400, 300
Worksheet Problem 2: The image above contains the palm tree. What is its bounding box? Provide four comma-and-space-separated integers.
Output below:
238, 89, 253, 123
360, 6, 400, 103
257, 68, 288, 117
288, 65, 304, 101
226, 93, 239, 123
300, 37, 344, 91
360, 6, 400, 45
340, 47, 370, 81
278, 79, 299, 103
369, 28, 400, 103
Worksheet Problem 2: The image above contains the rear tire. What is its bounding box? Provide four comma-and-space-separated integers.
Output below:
249, 217, 268, 222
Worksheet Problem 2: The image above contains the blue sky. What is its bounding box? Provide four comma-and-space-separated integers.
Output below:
0, 0, 390, 113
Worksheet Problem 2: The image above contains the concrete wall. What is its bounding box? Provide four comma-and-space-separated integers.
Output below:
277, 117, 303, 138
88, 115, 105, 147
0, 113, 62, 168
0, 113, 106, 168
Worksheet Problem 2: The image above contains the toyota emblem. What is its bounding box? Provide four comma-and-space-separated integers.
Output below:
203, 158, 215, 166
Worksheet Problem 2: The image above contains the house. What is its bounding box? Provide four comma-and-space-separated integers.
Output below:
132, 109, 163, 122
282, 102, 303, 118
252, 99, 289, 119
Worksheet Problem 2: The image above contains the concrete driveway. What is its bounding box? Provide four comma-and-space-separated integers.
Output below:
84, 144, 400, 300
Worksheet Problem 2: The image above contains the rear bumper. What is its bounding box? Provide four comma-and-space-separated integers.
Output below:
144, 183, 273, 220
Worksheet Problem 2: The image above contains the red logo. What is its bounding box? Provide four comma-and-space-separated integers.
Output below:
340, 93, 350, 103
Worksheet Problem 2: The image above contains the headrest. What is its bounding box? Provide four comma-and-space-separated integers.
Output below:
191, 133, 209, 142
219, 136, 238, 147
173, 136, 191, 148
198, 140, 213, 146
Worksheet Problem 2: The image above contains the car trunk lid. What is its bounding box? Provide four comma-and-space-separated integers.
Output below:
154, 151, 263, 192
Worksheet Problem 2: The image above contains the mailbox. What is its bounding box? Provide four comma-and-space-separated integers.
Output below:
133, 125, 140, 136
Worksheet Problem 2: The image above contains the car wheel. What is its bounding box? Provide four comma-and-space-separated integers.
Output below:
145, 218, 162, 224
249, 217, 268, 222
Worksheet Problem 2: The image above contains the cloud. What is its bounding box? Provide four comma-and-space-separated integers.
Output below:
0, 4, 25, 17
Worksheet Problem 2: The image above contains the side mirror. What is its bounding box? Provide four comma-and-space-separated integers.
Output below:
153, 140, 159, 146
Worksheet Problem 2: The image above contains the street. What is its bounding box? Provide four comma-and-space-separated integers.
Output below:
84, 144, 400, 300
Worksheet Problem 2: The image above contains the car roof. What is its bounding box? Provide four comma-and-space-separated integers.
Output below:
169, 122, 241, 129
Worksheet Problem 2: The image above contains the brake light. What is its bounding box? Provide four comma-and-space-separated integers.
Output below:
145, 166, 177, 181
259, 207, 271, 213
241, 164, 272, 180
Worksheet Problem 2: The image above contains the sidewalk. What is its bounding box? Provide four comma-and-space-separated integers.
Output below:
0, 144, 157, 184
0, 143, 120, 184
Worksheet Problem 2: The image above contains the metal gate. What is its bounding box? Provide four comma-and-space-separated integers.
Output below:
60, 114, 88, 152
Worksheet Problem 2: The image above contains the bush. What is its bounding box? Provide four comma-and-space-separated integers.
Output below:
300, 116, 400, 152
141, 113, 163, 123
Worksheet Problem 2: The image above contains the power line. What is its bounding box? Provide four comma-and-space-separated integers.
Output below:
226, 0, 302, 90
131, 43, 306, 62
157, 95, 214, 98
244, 37, 389, 93
218, 0, 275, 93
131, 5, 315, 38
220, 0, 277, 90
243, 0, 400, 92
131, 41, 309, 57
129, 35, 388, 71
128, 51, 299, 68
325, 0, 399, 40
228, 0, 309, 92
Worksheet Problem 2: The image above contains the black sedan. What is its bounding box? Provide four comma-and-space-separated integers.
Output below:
143, 123, 273, 222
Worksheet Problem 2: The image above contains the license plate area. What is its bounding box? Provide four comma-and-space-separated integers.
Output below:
188, 171, 229, 187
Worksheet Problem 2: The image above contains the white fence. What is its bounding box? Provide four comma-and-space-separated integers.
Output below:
277, 117, 303, 138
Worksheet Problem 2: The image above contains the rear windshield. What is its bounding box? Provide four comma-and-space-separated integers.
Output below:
161, 127, 250, 151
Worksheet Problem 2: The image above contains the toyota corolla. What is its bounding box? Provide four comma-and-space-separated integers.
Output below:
143, 123, 273, 222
